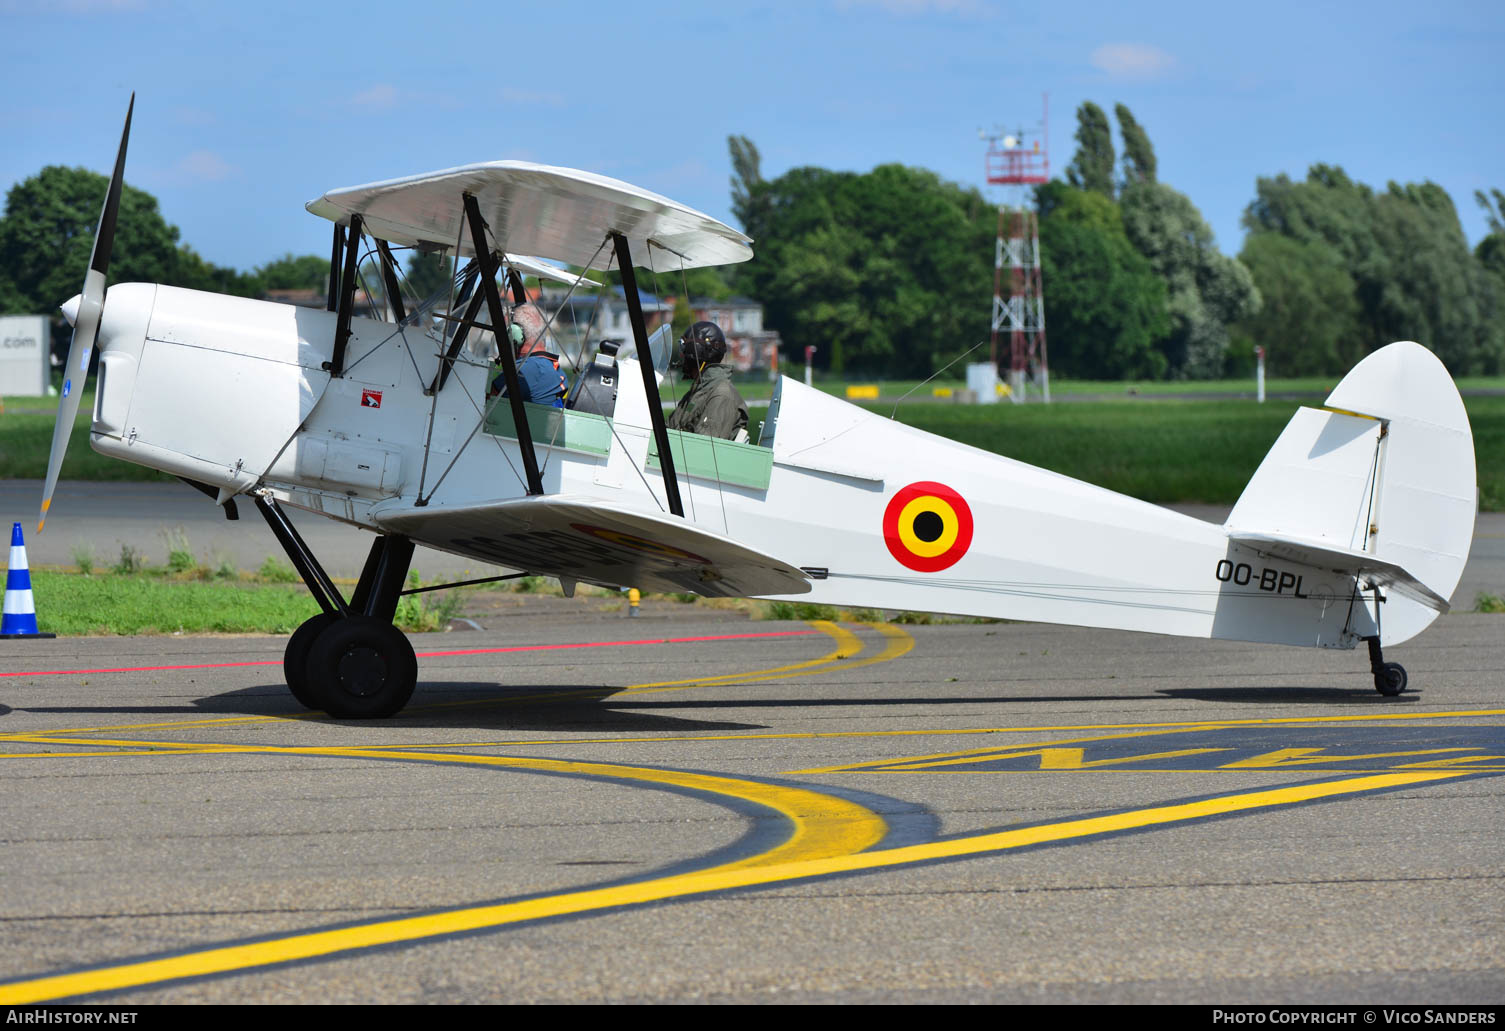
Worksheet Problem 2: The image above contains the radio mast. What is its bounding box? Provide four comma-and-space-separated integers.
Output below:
983, 96, 1050, 403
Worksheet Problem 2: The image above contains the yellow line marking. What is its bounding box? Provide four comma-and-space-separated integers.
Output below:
0, 769, 1462, 1004
790, 726, 1230, 775
7, 704, 1501, 756
622, 621, 864, 692
0, 740, 889, 867
336, 706, 1505, 754
1222, 747, 1474, 769
0, 748, 231, 759
1394, 755, 1505, 768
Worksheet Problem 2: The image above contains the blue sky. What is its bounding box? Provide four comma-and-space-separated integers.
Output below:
3, 0, 1500, 275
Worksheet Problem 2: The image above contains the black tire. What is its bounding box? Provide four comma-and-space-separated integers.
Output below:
1374, 662, 1408, 697
284, 612, 340, 709
306, 615, 417, 719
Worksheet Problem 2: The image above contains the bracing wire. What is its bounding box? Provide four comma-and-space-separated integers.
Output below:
887, 339, 989, 419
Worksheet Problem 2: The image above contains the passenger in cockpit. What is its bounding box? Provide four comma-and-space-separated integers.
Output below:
491, 303, 568, 408
667, 321, 748, 442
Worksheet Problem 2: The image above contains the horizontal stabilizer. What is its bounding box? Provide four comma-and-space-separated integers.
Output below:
375, 495, 811, 598
1227, 530, 1449, 613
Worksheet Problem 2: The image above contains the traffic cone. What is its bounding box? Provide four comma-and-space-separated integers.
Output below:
3, 523, 55, 639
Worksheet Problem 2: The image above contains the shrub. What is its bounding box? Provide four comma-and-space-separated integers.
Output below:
257, 556, 297, 583
767, 601, 839, 621
112, 543, 143, 575
162, 528, 196, 574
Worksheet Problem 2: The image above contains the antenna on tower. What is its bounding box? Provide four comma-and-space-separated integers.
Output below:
982, 94, 1050, 403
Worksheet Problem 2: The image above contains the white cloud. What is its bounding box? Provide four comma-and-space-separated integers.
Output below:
177, 150, 232, 182
352, 84, 399, 108
500, 88, 567, 108
2, 0, 147, 12
1090, 42, 1175, 79
172, 106, 215, 127
834, 0, 988, 15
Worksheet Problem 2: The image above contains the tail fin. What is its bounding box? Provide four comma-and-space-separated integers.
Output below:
1225, 341, 1476, 645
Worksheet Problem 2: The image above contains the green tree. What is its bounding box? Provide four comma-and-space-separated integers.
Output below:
739, 164, 994, 376
0, 165, 256, 316
728, 134, 767, 240
404, 251, 454, 301
254, 253, 329, 292
1245, 166, 1502, 373
1477, 188, 1505, 234
1121, 181, 1260, 377
1036, 182, 1169, 379
1237, 233, 1359, 375
1115, 103, 1157, 187
1065, 102, 1115, 198
1475, 189, 1505, 283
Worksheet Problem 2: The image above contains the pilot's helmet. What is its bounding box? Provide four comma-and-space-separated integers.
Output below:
681, 321, 727, 365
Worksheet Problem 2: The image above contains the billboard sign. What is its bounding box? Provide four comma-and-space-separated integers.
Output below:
0, 316, 50, 396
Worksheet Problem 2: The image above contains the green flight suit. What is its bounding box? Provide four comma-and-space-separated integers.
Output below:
666, 363, 749, 441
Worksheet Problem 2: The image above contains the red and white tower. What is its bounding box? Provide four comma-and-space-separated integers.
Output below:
983, 97, 1050, 403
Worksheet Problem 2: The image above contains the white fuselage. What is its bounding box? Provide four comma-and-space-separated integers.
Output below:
89, 284, 1384, 649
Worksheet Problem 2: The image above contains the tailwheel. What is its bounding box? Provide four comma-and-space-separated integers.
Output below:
284, 612, 340, 709
1374, 662, 1408, 697
306, 615, 418, 719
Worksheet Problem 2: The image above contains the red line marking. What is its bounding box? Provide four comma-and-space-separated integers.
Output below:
0, 629, 821, 679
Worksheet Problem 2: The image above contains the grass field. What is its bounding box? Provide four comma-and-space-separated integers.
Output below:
29, 572, 322, 635
26, 564, 478, 635
729, 374, 1505, 402
7, 390, 1501, 509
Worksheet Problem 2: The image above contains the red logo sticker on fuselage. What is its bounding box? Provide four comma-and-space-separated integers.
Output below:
882, 481, 974, 572
361, 389, 382, 408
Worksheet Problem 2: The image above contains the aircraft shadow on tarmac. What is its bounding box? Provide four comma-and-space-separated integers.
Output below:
584, 687, 1417, 709
235, 683, 770, 732
1157, 686, 1419, 705
7, 683, 1413, 727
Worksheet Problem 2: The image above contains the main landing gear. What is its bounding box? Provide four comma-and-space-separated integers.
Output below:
257, 496, 418, 718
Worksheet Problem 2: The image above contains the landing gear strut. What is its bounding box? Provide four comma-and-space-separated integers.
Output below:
257, 495, 418, 718
1362, 582, 1407, 697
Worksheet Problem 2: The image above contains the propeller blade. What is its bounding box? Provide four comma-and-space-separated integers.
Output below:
39, 93, 133, 534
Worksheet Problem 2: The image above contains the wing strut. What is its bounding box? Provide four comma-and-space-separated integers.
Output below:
374, 239, 407, 322
612, 231, 683, 518
464, 193, 544, 496
328, 213, 364, 376
326, 223, 343, 312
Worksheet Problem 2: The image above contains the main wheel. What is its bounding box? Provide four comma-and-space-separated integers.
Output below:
1374, 662, 1408, 697
306, 615, 418, 719
284, 612, 340, 709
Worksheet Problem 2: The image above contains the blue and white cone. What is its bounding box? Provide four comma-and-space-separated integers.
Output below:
3, 522, 54, 638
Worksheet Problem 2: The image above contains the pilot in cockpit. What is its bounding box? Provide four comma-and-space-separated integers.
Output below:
667, 321, 749, 442
490, 302, 568, 408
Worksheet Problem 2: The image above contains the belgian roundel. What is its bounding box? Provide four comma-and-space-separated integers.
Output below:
882, 481, 974, 572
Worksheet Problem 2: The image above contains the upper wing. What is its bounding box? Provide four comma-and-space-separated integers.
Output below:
306, 161, 752, 271
503, 254, 589, 287
375, 495, 811, 598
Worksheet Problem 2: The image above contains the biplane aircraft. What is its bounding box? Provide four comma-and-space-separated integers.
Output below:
40, 99, 1478, 717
